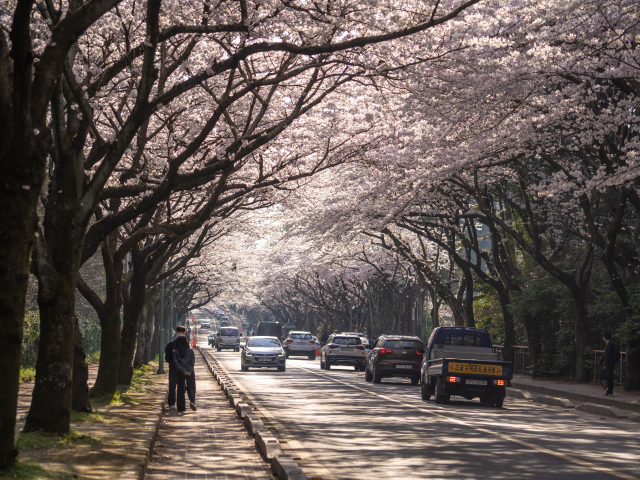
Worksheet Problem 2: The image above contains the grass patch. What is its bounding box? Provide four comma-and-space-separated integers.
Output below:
19, 368, 36, 384
70, 411, 106, 424
0, 461, 81, 479
90, 363, 156, 406
86, 351, 100, 365
16, 430, 103, 451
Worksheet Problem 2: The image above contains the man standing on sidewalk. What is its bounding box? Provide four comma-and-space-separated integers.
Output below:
165, 325, 187, 410
599, 332, 616, 396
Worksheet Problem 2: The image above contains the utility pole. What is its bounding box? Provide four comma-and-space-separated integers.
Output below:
157, 266, 166, 374
170, 290, 174, 337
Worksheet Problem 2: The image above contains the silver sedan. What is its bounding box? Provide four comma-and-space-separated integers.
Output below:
241, 336, 286, 372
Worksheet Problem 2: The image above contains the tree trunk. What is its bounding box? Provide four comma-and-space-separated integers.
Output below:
497, 287, 515, 363
24, 275, 75, 434
72, 315, 92, 412
118, 263, 147, 386
91, 306, 121, 396
133, 305, 147, 368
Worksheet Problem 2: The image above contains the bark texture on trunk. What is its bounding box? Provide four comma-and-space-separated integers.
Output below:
72, 315, 92, 412
133, 305, 148, 368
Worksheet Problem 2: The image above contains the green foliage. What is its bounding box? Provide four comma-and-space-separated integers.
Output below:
21, 310, 40, 369
15, 430, 102, 451
19, 367, 36, 383
0, 462, 82, 479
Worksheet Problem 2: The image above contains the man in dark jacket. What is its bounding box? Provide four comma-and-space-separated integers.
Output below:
599, 331, 616, 396
320, 330, 329, 345
165, 325, 186, 409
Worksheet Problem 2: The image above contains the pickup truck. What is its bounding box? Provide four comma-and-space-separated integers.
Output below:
420, 327, 513, 407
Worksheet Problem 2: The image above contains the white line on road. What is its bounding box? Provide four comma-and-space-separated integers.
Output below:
290, 363, 639, 480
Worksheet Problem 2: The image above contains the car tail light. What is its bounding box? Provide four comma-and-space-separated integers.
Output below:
355, 345, 365, 350
416, 351, 423, 355
380, 348, 394, 354
309, 340, 316, 343
328, 344, 339, 349
493, 379, 506, 386
446, 376, 461, 383
286, 339, 294, 343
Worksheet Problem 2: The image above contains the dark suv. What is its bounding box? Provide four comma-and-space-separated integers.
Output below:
365, 335, 424, 384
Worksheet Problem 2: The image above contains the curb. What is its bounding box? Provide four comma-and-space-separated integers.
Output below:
118, 387, 167, 480
511, 381, 640, 414
576, 403, 629, 418
197, 347, 308, 480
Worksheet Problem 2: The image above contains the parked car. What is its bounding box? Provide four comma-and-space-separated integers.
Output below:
365, 335, 424, 385
320, 334, 366, 370
420, 327, 513, 407
216, 326, 240, 352
241, 336, 286, 371
283, 331, 317, 359
208, 333, 217, 346
201, 319, 211, 329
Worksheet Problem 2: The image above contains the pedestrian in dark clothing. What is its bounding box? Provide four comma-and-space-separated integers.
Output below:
599, 331, 616, 396
320, 330, 329, 345
165, 325, 187, 410
172, 336, 197, 412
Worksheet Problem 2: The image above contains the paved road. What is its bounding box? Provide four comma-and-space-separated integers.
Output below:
194, 310, 640, 479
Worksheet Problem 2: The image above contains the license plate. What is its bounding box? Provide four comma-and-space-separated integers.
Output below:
466, 379, 487, 385
448, 363, 502, 375
396, 365, 412, 369
258, 358, 272, 362
341, 348, 352, 352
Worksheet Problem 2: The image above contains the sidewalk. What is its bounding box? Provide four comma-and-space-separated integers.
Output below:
511, 374, 640, 414
145, 353, 275, 479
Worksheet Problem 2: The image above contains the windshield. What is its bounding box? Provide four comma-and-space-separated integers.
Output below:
290, 333, 312, 340
220, 328, 238, 336
247, 338, 282, 348
333, 337, 362, 345
385, 340, 420, 349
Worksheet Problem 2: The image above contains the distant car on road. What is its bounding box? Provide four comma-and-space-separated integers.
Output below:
241, 336, 286, 372
365, 335, 424, 385
216, 327, 240, 352
201, 319, 211, 329
320, 334, 366, 371
257, 322, 282, 338
220, 317, 231, 327
208, 333, 217, 346
283, 331, 317, 360
340, 332, 370, 348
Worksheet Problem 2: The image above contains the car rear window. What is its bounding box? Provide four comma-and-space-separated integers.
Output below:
290, 334, 312, 339
220, 328, 238, 336
333, 337, 361, 345
385, 340, 420, 349
443, 333, 484, 347
247, 338, 281, 347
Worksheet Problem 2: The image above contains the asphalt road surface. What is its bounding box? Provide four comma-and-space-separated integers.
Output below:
193, 309, 640, 480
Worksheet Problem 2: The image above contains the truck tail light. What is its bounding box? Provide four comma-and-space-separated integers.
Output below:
380, 348, 394, 354
446, 376, 461, 383
493, 379, 506, 386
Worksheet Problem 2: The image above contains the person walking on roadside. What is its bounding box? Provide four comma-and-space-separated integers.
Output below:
165, 325, 186, 410
320, 330, 329, 346
173, 336, 197, 412
599, 332, 617, 396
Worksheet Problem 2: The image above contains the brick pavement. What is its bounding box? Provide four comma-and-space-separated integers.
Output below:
145, 354, 275, 480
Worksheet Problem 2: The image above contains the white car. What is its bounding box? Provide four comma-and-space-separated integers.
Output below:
320, 334, 366, 371
216, 327, 240, 352
201, 320, 211, 329
283, 331, 317, 360
340, 332, 370, 347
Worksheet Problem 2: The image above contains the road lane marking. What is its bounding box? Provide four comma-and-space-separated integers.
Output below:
290, 363, 640, 480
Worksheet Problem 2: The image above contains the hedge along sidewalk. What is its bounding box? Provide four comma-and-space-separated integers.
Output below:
511, 373, 640, 414
7, 362, 167, 480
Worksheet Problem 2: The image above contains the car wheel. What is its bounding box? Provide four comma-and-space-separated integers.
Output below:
325, 358, 331, 370
308, 353, 316, 361
235, 347, 239, 352
421, 381, 431, 401
285, 352, 290, 359
241, 365, 248, 372
435, 379, 445, 404
411, 376, 419, 385
277, 366, 286, 372
217, 347, 221, 352
354, 365, 360, 371
493, 398, 503, 408
320, 357, 325, 369
359, 363, 366, 372
365, 366, 373, 382
372, 363, 382, 384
